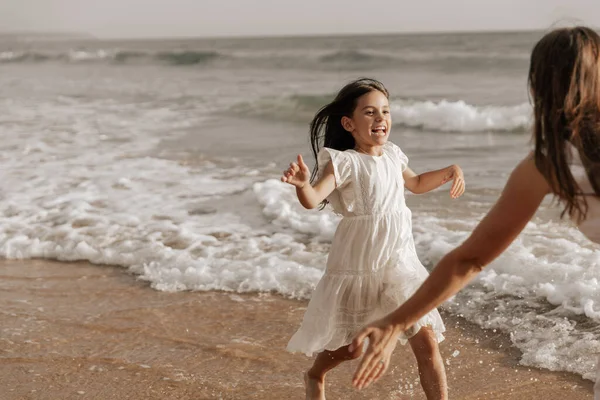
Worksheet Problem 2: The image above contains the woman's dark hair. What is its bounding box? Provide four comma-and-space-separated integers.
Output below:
309, 78, 389, 183
528, 26, 600, 221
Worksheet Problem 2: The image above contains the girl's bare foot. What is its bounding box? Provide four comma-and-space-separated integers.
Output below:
304, 371, 325, 400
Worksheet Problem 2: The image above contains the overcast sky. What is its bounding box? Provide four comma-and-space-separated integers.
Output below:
1, 0, 599, 39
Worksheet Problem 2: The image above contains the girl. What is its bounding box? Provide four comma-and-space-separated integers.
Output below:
281, 78, 465, 400
350, 26, 600, 397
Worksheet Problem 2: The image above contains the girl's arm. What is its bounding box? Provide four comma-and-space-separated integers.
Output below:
281, 154, 336, 209
403, 165, 465, 198
351, 154, 551, 389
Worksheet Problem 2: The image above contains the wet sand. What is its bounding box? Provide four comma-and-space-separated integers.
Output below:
0, 259, 593, 399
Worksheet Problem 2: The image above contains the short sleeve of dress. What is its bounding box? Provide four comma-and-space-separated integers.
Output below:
386, 142, 409, 171
317, 147, 352, 187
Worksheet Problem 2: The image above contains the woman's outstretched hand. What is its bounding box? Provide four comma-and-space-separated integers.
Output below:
349, 317, 403, 390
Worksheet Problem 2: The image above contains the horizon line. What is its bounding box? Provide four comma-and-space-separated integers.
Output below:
0, 27, 555, 42
100, 27, 550, 41
2, 25, 597, 42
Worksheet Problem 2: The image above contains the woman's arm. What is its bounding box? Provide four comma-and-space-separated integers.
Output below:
351, 155, 551, 389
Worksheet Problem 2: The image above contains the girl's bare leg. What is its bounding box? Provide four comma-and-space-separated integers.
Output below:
408, 326, 448, 400
305, 344, 363, 400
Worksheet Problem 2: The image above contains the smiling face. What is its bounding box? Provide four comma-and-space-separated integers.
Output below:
341, 89, 391, 150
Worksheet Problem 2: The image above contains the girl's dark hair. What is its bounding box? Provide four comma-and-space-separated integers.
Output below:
528, 26, 600, 221
309, 78, 389, 183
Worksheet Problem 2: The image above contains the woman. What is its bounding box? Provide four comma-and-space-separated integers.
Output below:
349, 26, 600, 397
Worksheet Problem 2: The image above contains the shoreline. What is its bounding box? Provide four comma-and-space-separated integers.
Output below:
0, 259, 593, 399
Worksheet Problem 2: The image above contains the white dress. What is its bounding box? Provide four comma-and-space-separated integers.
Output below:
287, 141, 445, 356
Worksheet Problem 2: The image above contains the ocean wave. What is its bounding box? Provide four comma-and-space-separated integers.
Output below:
319, 50, 394, 65
0, 46, 527, 70
0, 49, 222, 66
154, 50, 220, 65
230, 94, 335, 124
317, 49, 527, 69
229, 94, 532, 132
0, 51, 52, 62
391, 99, 532, 132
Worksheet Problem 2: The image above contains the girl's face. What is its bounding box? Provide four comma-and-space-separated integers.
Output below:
342, 90, 391, 148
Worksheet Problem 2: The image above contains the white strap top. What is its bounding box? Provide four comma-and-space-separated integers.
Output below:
568, 144, 600, 243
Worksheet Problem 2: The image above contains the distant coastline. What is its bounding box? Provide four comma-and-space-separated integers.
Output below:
3, 26, 596, 43
93, 28, 546, 43
0, 31, 96, 42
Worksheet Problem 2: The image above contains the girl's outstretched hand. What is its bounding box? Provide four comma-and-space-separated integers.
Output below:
442, 165, 465, 199
281, 154, 311, 188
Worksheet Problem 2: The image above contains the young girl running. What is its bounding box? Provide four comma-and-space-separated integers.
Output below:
281, 78, 465, 400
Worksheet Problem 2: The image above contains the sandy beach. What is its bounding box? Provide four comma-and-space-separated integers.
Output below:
0, 259, 593, 400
